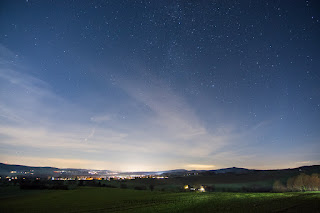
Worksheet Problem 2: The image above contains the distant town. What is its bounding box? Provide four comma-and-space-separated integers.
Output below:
0, 162, 203, 181
1, 163, 320, 195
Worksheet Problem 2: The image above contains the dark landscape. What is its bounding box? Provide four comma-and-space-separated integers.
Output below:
1, 163, 320, 212
1, 0, 320, 212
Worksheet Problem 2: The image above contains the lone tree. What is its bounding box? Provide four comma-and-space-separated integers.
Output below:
310, 174, 320, 191
273, 180, 286, 192
149, 184, 154, 191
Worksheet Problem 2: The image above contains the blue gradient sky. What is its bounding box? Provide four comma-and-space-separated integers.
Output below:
0, 1, 319, 171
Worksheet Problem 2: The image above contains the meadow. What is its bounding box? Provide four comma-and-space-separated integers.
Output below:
0, 187, 319, 213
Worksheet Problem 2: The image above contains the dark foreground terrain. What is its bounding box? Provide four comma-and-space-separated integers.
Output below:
0, 187, 319, 213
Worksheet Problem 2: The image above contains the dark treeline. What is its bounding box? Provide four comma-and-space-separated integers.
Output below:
273, 173, 320, 192
0, 178, 276, 192
2, 172, 320, 193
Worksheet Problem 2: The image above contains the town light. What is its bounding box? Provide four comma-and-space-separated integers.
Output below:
199, 186, 205, 192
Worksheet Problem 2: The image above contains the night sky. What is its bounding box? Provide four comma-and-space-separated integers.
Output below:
0, 1, 319, 171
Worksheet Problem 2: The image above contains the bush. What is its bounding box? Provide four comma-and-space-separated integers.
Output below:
149, 184, 154, 191
273, 180, 286, 192
286, 173, 320, 192
20, 183, 47, 190
120, 183, 128, 189
134, 185, 147, 190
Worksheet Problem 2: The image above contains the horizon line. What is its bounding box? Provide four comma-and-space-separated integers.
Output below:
1, 162, 319, 173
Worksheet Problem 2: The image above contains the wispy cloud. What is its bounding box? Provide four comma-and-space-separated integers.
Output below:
0, 60, 235, 170
1, 47, 316, 171
119, 78, 207, 140
0, 154, 114, 170
0, 61, 284, 171
117, 73, 226, 155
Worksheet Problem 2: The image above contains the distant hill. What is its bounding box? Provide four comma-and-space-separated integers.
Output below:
0, 163, 112, 177
1, 162, 319, 180
213, 167, 250, 174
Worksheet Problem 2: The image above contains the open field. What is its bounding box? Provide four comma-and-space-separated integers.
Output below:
0, 187, 319, 213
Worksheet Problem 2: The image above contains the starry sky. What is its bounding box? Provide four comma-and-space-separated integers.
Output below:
0, 0, 319, 171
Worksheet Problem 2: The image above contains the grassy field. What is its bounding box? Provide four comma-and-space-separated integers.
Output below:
0, 187, 319, 213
